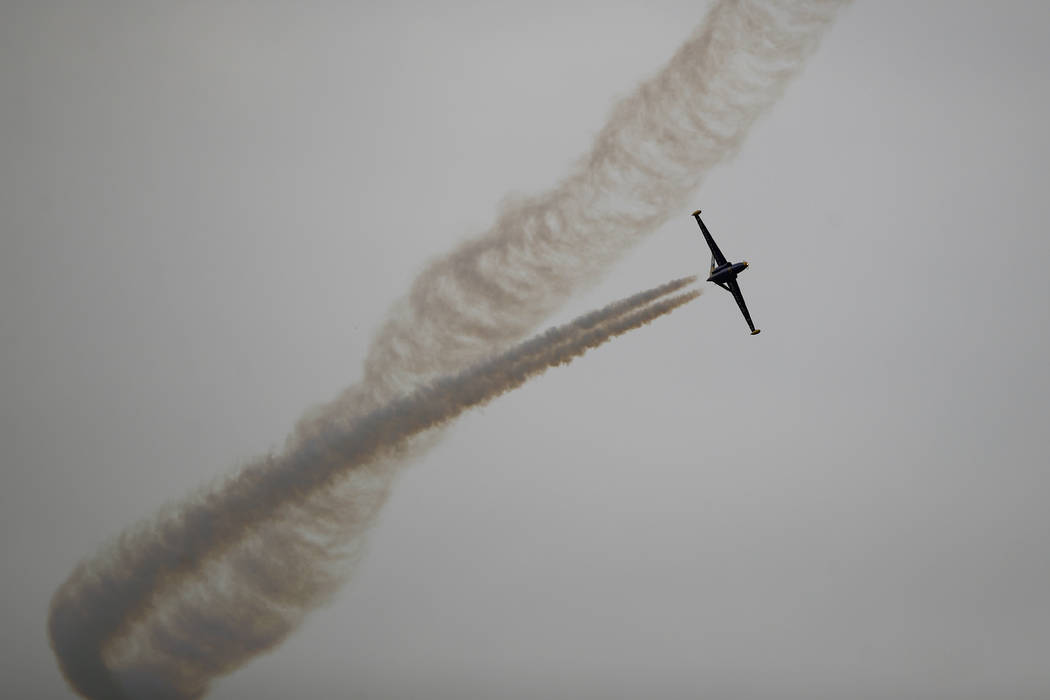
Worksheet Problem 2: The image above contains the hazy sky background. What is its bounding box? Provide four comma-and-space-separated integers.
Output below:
3, 1, 1049, 698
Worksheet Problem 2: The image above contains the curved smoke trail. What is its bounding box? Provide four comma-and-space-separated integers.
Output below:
50, 279, 699, 699
49, 1, 849, 697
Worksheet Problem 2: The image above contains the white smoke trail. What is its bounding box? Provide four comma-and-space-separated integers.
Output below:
350, 0, 849, 407
50, 280, 699, 699
48, 0, 849, 697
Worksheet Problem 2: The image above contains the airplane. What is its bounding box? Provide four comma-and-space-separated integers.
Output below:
692, 209, 761, 335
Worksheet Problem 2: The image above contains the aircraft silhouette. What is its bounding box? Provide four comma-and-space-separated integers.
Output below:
692, 210, 760, 335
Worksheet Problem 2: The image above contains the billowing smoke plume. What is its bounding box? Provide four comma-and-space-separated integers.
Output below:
49, 1, 849, 697
354, 0, 848, 407
50, 279, 699, 699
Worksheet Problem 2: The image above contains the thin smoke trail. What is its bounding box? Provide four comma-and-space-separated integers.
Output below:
49, 0, 849, 697
49, 280, 698, 699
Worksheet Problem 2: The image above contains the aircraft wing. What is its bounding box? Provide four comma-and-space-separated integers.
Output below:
726, 279, 760, 335
693, 211, 728, 269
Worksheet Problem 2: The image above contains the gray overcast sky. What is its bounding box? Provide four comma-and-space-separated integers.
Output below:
3, 1, 1049, 698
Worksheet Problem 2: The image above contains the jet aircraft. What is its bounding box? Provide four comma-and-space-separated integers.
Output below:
692, 209, 760, 335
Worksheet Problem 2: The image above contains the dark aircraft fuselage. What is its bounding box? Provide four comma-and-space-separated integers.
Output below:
707, 260, 750, 285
